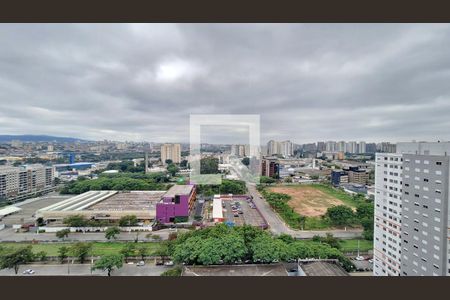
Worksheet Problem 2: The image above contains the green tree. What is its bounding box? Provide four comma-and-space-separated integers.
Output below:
260, 176, 276, 185
167, 164, 179, 177
58, 246, 69, 264
137, 245, 148, 260
70, 242, 92, 264
120, 243, 136, 263
105, 227, 121, 241
63, 215, 88, 227
35, 251, 48, 262
119, 215, 138, 227
200, 157, 219, 174
92, 254, 123, 276
0, 246, 34, 274
56, 228, 71, 240
241, 157, 250, 166
180, 160, 188, 168
325, 205, 355, 226
165, 159, 173, 165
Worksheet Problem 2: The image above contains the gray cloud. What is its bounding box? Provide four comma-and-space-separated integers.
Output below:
1, 24, 450, 144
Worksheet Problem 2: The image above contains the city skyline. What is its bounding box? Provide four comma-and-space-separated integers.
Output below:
2, 24, 450, 143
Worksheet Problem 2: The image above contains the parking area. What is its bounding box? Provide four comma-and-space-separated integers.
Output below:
222, 197, 266, 227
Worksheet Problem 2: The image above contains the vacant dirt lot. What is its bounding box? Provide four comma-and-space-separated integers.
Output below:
268, 186, 346, 217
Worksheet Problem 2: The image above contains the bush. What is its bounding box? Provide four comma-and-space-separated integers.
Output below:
160, 266, 182, 276
174, 216, 188, 223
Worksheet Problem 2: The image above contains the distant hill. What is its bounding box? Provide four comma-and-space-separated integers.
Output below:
0, 135, 88, 143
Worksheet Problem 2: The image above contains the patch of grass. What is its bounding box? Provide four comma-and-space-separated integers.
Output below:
339, 239, 373, 252
0, 242, 162, 257
304, 216, 330, 230
309, 184, 359, 207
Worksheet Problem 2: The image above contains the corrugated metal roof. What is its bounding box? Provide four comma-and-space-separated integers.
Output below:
0, 206, 22, 217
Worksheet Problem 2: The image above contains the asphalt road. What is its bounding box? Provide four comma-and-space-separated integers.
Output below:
0, 263, 168, 276
246, 183, 363, 239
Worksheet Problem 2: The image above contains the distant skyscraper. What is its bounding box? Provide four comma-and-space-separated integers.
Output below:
161, 143, 181, 164
346, 141, 357, 153
267, 140, 280, 156
325, 141, 336, 152
358, 141, 366, 154
317, 141, 326, 152
280, 140, 293, 158
337, 141, 346, 152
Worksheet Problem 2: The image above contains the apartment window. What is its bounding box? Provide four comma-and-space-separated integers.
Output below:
424, 160, 429, 165
435, 189, 441, 194
436, 161, 442, 166
435, 198, 441, 204
436, 170, 442, 175
435, 208, 441, 213
423, 205, 428, 209
423, 178, 429, 182
435, 180, 442, 184
423, 169, 429, 174
433, 264, 439, 269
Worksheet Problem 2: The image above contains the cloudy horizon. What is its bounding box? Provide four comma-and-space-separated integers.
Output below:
1, 24, 450, 144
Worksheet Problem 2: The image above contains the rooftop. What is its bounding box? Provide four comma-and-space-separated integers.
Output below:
163, 184, 194, 198
182, 264, 288, 276
298, 260, 349, 276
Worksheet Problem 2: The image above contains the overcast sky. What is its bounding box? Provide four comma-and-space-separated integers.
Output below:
1, 24, 450, 144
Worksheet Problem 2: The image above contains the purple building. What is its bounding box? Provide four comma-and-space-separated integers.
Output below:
155, 184, 196, 223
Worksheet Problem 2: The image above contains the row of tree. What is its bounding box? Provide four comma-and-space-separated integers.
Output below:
168, 224, 354, 271
60, 174, 170, 194
196, 179, 247, 197
0, 242, 166, 276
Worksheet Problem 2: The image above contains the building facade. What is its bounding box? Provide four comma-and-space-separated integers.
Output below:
0, 164, 54, 202
261, 157, 279, 178
374, 142, 450, 276
155, 184, 196, 223
161, 143, 181, 164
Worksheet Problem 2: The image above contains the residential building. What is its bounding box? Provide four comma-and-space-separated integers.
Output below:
280, 140, 294, 158
346, 141, 357, 154
317, 141, 326, 152
161, 143, 181, 164
337, 141, 346, 152
0, 164, 54, 202
373, 152, 403, 276
261, 157, 279, 178
374, 141, 450, 276
267, 140, 280, 156
325, 141, 336, 152
359, 141, 367, 154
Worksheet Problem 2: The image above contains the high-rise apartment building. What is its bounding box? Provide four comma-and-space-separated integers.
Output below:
337, 141, 346, 152
325, 141, 336, 152
374, 142, 450, 276
346, 141, 358, 154
359, 141, 367, 154
160, 143, 181, 164
280, 140, 293, 158
0, 164, 54, 202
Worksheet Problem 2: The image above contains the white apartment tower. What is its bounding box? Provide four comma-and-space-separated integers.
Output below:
373, 152, 404, 276
374, 142, 450, 276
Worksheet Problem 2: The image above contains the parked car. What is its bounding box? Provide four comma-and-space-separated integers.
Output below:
23, 269, 35, 275
164, 261, 174, 266
368, 259, 374, 264
355, 256, 365, 261
137, 261, 145, 267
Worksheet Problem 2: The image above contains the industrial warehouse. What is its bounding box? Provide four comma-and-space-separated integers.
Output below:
36, 184, 196, 224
